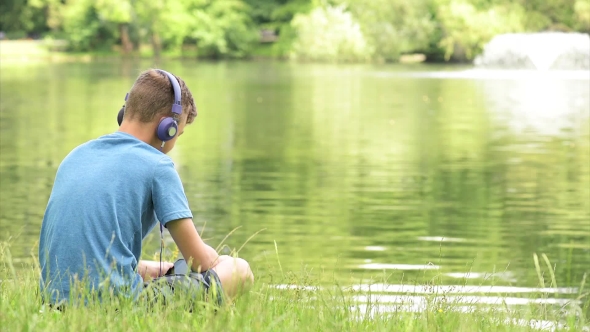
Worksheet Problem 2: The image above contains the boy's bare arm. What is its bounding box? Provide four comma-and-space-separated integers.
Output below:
167, 218, 220, 272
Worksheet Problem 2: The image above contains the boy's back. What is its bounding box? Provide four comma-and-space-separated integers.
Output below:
39, 69, 253, 307
39, 131, 192, 304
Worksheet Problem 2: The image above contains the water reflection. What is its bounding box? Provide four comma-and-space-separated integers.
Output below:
385, 69, 590, 80
417, 236, 467, 242
357, 263, 440, 270
364, 246, 386, 251
0, 61, 588, 292
445, 271, 516, 282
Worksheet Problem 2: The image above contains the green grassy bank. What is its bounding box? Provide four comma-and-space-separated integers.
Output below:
1, 243, 588, 332
0, 40, 429, 64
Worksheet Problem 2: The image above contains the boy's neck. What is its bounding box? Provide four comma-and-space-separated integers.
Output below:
118, 121, 161, 150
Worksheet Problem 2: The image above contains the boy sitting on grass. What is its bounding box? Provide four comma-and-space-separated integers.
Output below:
38, 69, 253, 308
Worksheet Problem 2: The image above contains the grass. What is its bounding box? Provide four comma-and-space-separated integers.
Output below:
0, 40, 184, 63
0, 40, 105, 63
1, 242, 588, 332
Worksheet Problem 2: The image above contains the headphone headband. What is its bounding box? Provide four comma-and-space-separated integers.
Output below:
158, 70, 182, 116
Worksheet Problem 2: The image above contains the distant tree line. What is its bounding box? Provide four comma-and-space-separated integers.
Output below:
1, 0, 588, 61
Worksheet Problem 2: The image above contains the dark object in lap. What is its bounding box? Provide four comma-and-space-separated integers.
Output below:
142, 259, 224, 308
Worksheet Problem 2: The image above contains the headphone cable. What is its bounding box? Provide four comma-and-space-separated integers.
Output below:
159, 144, 164, 278
159, 223, 164, 277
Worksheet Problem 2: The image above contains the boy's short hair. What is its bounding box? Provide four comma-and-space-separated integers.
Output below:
125, 69, 197, 124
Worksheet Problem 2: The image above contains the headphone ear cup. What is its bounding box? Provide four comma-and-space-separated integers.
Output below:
156, 117, 178, 142
117, 106, 125, 126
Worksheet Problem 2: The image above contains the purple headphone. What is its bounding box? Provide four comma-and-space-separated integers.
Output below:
117, 69, 182, 143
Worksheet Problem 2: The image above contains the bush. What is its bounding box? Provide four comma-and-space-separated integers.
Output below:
343, 0, 436, 62
290, 5, 371, 62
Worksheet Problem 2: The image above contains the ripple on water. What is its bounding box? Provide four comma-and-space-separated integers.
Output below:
357, 263, 440, 270
274, 283, 583, 330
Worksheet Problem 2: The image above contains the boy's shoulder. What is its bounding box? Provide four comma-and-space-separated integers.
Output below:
62, 131, 173, 172
88, 131, 165, 156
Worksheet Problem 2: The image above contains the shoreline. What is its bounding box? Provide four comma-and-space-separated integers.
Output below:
0, 40, 440, 65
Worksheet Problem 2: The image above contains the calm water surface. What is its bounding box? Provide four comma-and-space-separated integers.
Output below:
1, 61, 588, 296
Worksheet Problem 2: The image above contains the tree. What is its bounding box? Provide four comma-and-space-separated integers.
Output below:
61, 0, 107, 51
0, 0, 48, 37
135, 0, 193, 57
28, 0, 63, 32
188, 0, 258, 58
94, 0, 134, 53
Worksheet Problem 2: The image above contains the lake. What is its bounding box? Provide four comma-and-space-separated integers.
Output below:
0, 60, 588, 302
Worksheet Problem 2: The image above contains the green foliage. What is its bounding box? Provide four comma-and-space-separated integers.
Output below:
188, 0, 259, 58
61, 0, 114, 52
94, 0, 132, 24
0, 0, 47, 34
28, 0, 64, 31
135, 0, 194, 53
243, 0, 283, 25
271, 0, 314, 24
434, 0, 526, 60
290, 5, 371, 62
343, 0, 436, 62
1, 0, 588, 61
513, 0, 578, 31
574, 0, 590, 31
267, 0, 314, 58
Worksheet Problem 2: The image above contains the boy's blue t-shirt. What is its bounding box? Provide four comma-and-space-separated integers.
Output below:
38, 131, 193, 304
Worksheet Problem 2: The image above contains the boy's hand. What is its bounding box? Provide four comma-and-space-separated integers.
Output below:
137, 260, 174, 281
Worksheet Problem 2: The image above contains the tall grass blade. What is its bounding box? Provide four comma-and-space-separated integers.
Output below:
274, 240, 284, 277
215, 226, 242, 252
541, 253, 558, 289
1, 244, 17, 280
533, 253, 545, 288
236, 228, 266, 254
